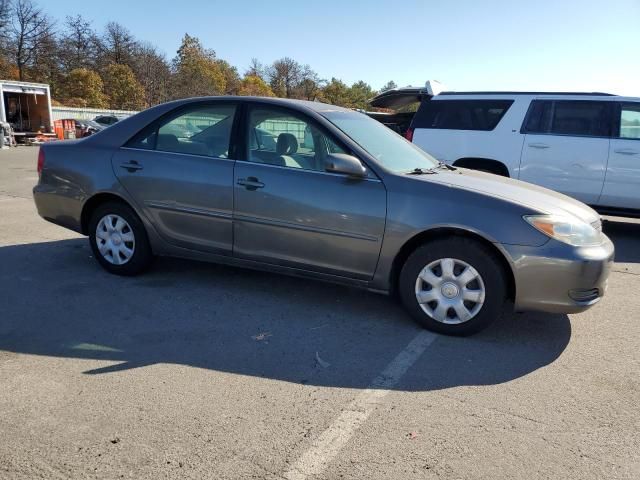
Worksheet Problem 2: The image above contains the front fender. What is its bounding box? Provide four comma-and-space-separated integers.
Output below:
370, 176, 549, 291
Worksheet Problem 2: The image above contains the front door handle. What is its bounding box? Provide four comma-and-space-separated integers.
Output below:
237, 177, 265, 191
120, 161, 143, 172
614, 148, 639, 155
528, 143, 550, 149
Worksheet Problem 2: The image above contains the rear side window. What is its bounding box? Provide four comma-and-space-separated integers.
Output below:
523, 100, 611, 137
127, 104, 236, 158
522, 101, 552, 133
413, 100, 513, 131
619, 103, 640, 139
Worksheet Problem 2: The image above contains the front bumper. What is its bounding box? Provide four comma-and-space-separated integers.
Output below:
503, 235, 614, 314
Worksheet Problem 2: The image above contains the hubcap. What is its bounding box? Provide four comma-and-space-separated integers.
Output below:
414, 258, 485, 324
95, 214, 135, 265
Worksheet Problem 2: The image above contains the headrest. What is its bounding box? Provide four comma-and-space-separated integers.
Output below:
276, 133, 298, 155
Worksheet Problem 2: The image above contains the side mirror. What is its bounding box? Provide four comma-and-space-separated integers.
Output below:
324, 154, 367, 178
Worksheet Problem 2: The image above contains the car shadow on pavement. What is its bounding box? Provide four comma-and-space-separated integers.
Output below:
0, 238, 572, 391
603, 218, 640, 263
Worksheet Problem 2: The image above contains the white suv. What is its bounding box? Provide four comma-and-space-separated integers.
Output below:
371, 90, 640, 216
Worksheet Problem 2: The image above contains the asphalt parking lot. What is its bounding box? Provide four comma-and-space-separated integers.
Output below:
1, 147, 639, 480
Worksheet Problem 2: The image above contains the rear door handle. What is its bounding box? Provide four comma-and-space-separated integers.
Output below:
614, 148, 639, 155
237, 177, 265, 190
120, 161, 143, 172
528, 143, 550, 149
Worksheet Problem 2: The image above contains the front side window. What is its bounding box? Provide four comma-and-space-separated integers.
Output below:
127, 104, 236, 158
247, 107, 346, 172
619, 103, 640, 139
414, 100, 513, 131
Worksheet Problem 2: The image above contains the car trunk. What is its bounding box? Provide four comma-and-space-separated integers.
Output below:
366, 87, 433, 136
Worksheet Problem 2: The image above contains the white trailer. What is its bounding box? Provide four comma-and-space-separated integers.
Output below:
0, 80, 55, 143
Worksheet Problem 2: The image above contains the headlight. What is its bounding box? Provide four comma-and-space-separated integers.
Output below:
524, 214, 602, 247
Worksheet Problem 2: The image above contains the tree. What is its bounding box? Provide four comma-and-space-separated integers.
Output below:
99, 21, 136, 67
294, 64, 324, 100
9, 0, 55, 80
171, 33, 226, 99
320, 78, 352, 107
245, 57, 265, 79
267, 57, 302, 98
30, 30, 60, 93
0, 55, 19, 80
59, 15, 98, 72
0, 0, 10, 42
238, 74, 274, 97
380, 80, 397, 92
216, 59, 240, 94
131, 42, 171, 107
0, 0, 13, 78
102, 63, 145, 110
58, 68, 107, 108
349, 80, 376, 110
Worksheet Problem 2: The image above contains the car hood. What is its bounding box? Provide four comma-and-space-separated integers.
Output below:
415, 168, 601, 225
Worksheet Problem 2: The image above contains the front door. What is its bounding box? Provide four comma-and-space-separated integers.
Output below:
112, 102, 238, 254
519, 99, 611, 205
233, 104, 387, 280
599, 102, 640, 210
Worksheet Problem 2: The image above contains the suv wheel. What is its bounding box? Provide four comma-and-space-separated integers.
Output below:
88, 202, 153, 276
399, 237, 507, 336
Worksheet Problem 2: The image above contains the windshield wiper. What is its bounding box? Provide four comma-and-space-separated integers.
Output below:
436, 161, 457, 171
406, 167, 437, 175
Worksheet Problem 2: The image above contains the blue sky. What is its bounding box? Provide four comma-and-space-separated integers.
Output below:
45, 0, 640, 95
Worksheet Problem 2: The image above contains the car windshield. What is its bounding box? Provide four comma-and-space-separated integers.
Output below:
323, 110, 438, 173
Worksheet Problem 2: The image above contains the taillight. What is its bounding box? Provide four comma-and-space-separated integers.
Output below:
37, 147, 45, 177
404, 127, 414, 142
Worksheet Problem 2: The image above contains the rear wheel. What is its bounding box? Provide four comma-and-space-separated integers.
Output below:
88, 202, 153, 276
399, 237, 507, 336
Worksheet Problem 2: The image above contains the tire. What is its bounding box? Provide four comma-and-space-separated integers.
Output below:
88, 201, 153, 276
398, 237, 507, 336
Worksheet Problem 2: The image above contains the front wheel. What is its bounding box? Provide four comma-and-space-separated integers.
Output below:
88, 201, 153, 276
399, 237, 507, 336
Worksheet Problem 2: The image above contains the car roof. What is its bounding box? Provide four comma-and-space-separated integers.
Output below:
161, 96, 354, 114
369, 86, 640, 108
433, 91, 640, 102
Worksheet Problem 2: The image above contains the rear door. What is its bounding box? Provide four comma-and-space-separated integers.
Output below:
599, 102, 640, 210
233, 104, 387, 280
519, 100, 611, 204
112, 102, 238, 254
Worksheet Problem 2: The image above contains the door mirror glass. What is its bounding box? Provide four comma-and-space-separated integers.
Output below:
324, 154, 367, 178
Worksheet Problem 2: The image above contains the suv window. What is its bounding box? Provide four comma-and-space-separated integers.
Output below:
523, 100, 611, 137
522, 101, 552, 133
413, 100, 513, 131
247, 107, 346, 172
127, 104, 236, 158
619, 103, 640, 139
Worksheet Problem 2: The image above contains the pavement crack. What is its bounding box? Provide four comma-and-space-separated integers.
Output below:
0, 190, 31, 200
611, 268, 640, 276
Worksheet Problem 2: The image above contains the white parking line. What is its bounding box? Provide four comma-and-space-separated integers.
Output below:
283, 330, 438, 480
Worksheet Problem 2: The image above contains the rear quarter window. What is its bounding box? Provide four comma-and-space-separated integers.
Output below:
413, 99, 514, 131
